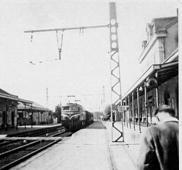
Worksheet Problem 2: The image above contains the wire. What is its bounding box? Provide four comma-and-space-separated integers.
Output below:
29, 58, 59, 65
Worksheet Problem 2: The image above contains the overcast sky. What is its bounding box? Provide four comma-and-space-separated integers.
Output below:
0, 0, 179, 111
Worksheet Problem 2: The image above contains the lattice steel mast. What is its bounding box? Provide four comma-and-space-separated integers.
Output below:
109, 2, 123, 142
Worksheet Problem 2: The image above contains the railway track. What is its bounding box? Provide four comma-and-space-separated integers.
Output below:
0, 125, 73, 170
0, 139, 33, 153
0, 139, 61, 170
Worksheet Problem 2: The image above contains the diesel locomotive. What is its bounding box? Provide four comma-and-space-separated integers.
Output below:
61, 103, 93, 131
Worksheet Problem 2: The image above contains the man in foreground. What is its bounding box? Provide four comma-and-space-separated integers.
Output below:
137, 104, 179, 170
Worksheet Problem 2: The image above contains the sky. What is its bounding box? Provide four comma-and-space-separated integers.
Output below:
0, 0, 179, 111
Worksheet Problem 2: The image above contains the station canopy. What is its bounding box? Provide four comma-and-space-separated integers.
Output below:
18, 101, 50, 112
122, 60, 178, 98
0, 88, 18, 101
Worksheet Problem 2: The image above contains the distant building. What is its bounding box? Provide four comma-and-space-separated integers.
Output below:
0, 89, 18, 129
0, 88, 53, 130
18, 101, 52, 125
122, 16, 178, 129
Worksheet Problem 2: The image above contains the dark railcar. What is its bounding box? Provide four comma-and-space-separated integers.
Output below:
61, 103, 93, 131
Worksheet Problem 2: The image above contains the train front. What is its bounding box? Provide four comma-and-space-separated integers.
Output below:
61, 103, 84, 131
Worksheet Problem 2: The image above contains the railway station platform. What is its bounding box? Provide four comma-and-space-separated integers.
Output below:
0, 123, 62, 137
11, 121, 144, 170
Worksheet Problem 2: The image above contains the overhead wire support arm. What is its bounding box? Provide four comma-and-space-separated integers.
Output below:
24, 23, 110, 62
24, 24, 110, 33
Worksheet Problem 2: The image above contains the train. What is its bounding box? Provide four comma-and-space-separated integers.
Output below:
61, 103, 93, 131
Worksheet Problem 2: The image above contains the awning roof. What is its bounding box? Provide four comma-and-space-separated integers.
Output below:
18, 98, 33, 104
157, 61, 178, 85
0, 89, 18, 101
0, 89, 50, 112
122, 60, 178, 99
18, 102, 50, 112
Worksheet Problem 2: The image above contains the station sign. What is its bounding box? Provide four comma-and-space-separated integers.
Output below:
118, 105, 129, 112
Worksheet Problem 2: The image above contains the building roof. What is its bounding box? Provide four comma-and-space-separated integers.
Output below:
18, 98, 33, 104
140, 16, 178, 63
0, 89, 10, 95
0, 89, 50, 112
0, 88, 18, 101
18, 101, 50, 112
122, 59, 178, 99
152, 16, 177, 33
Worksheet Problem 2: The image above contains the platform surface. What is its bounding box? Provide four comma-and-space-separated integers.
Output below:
0, 123, 62, 137
12, 121, 141, 170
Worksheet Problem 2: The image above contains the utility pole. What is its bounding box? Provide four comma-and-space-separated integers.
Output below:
46, 88, 49, 108
109, 2, 123, 142
101, 86, 105, 112
102, 85, 105, 106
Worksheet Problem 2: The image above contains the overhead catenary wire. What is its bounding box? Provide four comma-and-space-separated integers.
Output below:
29, 58, 59, 65
48, 93, 103, 98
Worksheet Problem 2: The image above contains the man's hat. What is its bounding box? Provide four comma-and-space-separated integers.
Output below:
154, 104, 175, 116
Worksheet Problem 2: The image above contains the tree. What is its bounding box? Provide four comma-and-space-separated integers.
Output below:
103, 104, 117, 121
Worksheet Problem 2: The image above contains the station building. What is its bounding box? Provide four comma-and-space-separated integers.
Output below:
0, 89, 19, 129
18, 101, 52, 125
122, 16, 178, 129
0, 88, 53, 130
